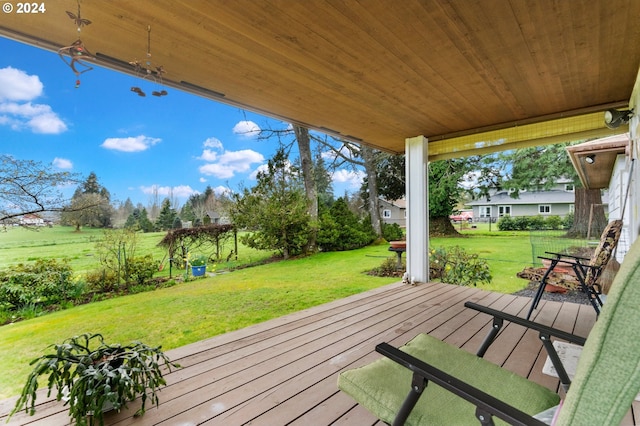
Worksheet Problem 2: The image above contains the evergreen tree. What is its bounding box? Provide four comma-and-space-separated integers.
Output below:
180, 199, 196, 222
314, 150, 334, 209
499, 143, 606, 238
155, 198, 177, 231
172, 216, 183, 229
124, 207, 155, 232
124, 208, 141, 230
61, 172, 112, 229
318, 197, 375, 251
138, 208, 155, 233
229, 148, 311, 259
82, 172, 102, 194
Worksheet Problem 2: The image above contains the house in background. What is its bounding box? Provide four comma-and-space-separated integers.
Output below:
379, 198, 406, 228
20, 214, 45, 227
205, 210, 231, 225
466, 180, 590, 222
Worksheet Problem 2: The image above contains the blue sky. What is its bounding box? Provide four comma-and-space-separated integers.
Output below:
0, 37, 363, 207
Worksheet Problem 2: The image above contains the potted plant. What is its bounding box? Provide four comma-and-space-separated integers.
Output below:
189, 254, 207, 277
10, 333, 179, 426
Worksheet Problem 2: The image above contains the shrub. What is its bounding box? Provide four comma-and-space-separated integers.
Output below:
429, 246, 492, 287
545, 215, 563, 230
0, 259, 75, 309
318, 197, 375, 251
85, 268, 120, 293
562, 212, 574, 229
369, 256, 405, 277
127, 255, 159, 286
497, 215, 515, 231
529, 215, 546, 230
513, 216, 531, 231
382, 223, 404, 242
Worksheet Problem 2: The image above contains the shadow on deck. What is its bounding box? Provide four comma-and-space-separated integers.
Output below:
2, 281, 637, 425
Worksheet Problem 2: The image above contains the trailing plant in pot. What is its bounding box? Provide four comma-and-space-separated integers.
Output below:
10, 333, 179, 426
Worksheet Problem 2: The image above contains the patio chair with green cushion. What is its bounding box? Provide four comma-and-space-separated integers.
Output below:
522, 219, 623, 319
337, 234, 640, 426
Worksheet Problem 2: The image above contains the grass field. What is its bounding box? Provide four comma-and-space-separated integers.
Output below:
0, 225, 535, 400
0, 226, 275, 274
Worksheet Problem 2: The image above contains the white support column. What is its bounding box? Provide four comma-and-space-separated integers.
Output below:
628, 65, 640, 246
405, 135, 429, 283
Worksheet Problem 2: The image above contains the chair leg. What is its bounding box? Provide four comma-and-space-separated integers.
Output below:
526, 279, 547, 320
572, 264, 602, 316
526, 259, 560, 320
585, 287, 601, 316
392, 373, 427, 426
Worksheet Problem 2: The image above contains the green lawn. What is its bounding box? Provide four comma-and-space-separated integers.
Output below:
0, 226, 274, 275
0, 226, 535, 400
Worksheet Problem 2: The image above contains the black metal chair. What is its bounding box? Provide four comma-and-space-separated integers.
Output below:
524, 219, 622, 319
338, 234, 640, 426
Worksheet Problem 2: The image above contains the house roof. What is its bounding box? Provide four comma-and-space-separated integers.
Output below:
379, 198, 406, 209
1, 1, 638, 158
566, 133, 631, 189
467, 190, 576, 206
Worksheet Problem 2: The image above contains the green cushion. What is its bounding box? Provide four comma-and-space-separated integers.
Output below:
338, 333, 559, 426
556, 237, 640, 425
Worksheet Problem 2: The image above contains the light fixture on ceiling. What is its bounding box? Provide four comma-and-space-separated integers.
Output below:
604, 108, 634, 129
585, 154, 596, 164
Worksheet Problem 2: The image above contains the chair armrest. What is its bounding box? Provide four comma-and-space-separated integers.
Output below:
465, 302, 585, 390
464, 302, 586, 346
543, 251, 590, 262
376, 342, 549, 426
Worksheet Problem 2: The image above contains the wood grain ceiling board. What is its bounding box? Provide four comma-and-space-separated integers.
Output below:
1, 0, 639, 154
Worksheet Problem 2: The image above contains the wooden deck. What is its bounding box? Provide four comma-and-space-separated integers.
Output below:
2, 281, 637, 425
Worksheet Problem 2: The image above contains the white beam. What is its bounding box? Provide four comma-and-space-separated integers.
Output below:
405, 136, 429, 283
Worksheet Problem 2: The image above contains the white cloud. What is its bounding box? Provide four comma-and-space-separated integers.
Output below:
212, 185, 232, 196
0, 101, 67, 134
140, 184, 198, 199
199, 163, 239, 179
199, 177, 207, 183
52, 157, 73, 169
203, 137, 223, 149
248, 163, 269, 180
232, 120, 261, 138
28, 111, 68, 134
199, 149, 218, 162
0, 67, 66, 134
332, 169, 365, 188
199, 149, 265, 179
0, 67, 43, 101
101, 135, 161, 152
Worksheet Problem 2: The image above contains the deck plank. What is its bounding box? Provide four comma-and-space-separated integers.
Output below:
3, 281, 627, 426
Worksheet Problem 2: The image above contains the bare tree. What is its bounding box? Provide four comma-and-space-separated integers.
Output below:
0, 155, 81, 223
316, 140, 383, 237
293, 125, 318, 251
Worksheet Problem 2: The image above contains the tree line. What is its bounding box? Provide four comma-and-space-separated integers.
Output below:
1, 129, 605, 258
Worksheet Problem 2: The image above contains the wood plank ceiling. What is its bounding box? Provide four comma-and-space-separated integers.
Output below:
1, 0, 639, 157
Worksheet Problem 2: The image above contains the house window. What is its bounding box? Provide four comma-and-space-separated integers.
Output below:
382, 209, 391, 218
498, 206, 511, 217
480, 206, 491, 218
569, 204, 575, 213
565, 184, 574, 192
539, 205, 551, 214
